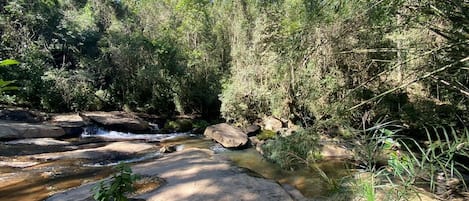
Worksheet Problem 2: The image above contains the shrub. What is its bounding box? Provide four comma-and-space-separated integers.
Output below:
256, 130, 277, 141
262, 128, 320, 169
92, 163, 139, 201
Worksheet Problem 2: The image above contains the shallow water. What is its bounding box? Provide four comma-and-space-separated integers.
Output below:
0, 127, 349, 200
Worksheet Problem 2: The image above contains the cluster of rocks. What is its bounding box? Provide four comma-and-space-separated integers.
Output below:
0, 108, 353, 160
0, 109, 152, 140
203, 116, 353, 160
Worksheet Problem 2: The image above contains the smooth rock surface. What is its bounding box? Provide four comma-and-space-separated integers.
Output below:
0, 121, 65, 139
50, 114, 86, 128
245, 124, 261, 136
320, 144, 353, 159
204, 123, 248, 148
263, 116, 283, 132
47, 148, 295, 201
5, 138, 70, 146
32, 141, 155, 160
0, 161, 39, 168
81, 111, 149, 132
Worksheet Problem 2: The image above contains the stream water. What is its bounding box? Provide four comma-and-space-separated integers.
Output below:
0, 127, 349, 201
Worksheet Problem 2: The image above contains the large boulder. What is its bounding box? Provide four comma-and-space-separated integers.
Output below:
262, 116, 283, 132
245, 124, 261, 136
49, 114, 87, 136
0, 121, 65, 140
204, 123, 248, 148
80, 111, 150, 132
320, 144, 353, 159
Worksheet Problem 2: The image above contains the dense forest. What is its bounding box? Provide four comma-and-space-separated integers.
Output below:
0, 0, 468, 200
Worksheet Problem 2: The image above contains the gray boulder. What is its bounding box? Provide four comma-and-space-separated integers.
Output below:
49, 114, 87, 136
0, 121, 65, 139
81, 111, 150, 132
204, 123, 248, 148
262, 116, 283, 132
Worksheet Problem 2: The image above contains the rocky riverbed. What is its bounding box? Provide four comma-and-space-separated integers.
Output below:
0, 109, 353, 201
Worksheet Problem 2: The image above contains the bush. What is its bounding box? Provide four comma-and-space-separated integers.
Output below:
256, 130, 277, 141
163, 119, 193, 132
92, 163, 139, 201
263, 128, 320, 169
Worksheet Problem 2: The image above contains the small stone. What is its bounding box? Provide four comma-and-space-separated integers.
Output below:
160, 145, 177, 153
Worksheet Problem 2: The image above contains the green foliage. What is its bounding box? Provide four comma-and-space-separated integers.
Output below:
0, 0, 466, 124
263, 128, 320, 169
408, 127, 469, 193
164, 119, 193, 132
350, 119, 469, 200
0, 59, 19, 98
92, 163, 139, 201
0, 59, 20, 66
256, 130, 276, 141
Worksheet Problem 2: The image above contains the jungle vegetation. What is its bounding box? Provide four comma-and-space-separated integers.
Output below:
1, 0, 468, 200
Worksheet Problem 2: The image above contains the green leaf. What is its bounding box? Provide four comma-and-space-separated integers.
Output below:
0, 59, 20, 66
0, 79, 16, 87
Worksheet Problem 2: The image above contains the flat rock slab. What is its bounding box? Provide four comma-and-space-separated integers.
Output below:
50, 114, 86, 128
47, 148, 294, 201
33, 141, 155, 160
320, 144, 353, 159
204, 123, 248, 148
81, 111, 149, 132
5, 138, 70, 146
0, 121, 65, 139
0, 161, 39, 168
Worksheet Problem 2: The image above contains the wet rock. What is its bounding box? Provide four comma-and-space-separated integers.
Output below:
249, 136, 261, 146
160, 145, 177, 153
281, 184, 309, 201
0, 161, 39, 168
204, 123, 248, 148
320, 144, 353, 159
245, 125, 261, 136
81, 111, 150, 132
5, 138, 70, 146
32, 141, 155, 160
0, 109, 45, 123
49, 114, 86, 136
47, 148, 295, 201
263, 116, 283, 132
0, 121, 65, 140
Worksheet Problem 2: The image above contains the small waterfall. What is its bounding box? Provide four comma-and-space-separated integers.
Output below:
81, 126, 192, 142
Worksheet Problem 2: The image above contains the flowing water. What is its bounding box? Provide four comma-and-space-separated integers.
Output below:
0, 127, 349, 201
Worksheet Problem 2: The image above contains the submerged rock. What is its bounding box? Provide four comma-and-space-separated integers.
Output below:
0, 121, 65, 140
81, 111, 150, 132
204, 123, 248, 148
